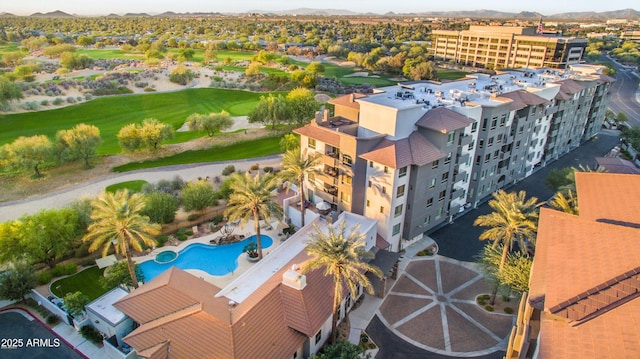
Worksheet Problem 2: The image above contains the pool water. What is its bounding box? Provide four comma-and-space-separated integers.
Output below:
155, 250, 177, 263
139, 235, 273, 282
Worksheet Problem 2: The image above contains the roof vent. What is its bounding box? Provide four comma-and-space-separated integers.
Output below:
291, 264, 299, 271
228, 300, 236, 307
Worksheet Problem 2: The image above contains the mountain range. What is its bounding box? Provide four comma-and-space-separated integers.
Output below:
2, 8, 639, 20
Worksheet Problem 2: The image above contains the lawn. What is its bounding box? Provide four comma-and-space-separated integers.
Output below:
50, 266, 109, 301
105, 180, 148, 193
437, 69, 469, 81
0, 88, 267, 155
113, 136, 283, 172
75, 48, 145, 60
0, 42, 25, 56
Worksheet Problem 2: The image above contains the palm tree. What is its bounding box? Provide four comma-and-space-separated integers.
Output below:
473, 190, 539, 271
302, 221, 383, 344
82, 190, 160, 289
548, 189, 578, 215
224, 172, 283, 260
279, 147, 321, 227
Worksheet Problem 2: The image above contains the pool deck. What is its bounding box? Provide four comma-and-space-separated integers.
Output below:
133, 220, 286, 289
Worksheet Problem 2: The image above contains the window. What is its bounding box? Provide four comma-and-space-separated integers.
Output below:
447, 131, 455, 145
491, 118, 497, 129
394, 205, 403, 218
499, 115, 507, 127
472, 122, 478, 132
424, 216, 431, 225
479, 139, 484, 149
382, 186, 387, 195
439, 190, 446, 201
340, 192, 351, 203
429, 178, 436, 189
432, 160, 439, 169
494, 150, 499, 159
399, 166, 407, 177
315, 330, 322, 345
426, 198, 433, 207
380, 206, 385, 214
368, 180, 372, 188
497, 133, 503, 143
441, 172, 449, 183
481, 169, 487, 180
444, 152, 452, 165
369, 161, 373, 168
342, 175, 352, 185
482, 118, 488, 130
475, 155, 481, 165
396, 185, 405, 198
392, 223, 401, 235
342, 154, 353, 167
468, 141, 474, 150
488, 137, 494, 147
366, 200, 370, 207
515, 140, 521, 149
308, 138, 316, 149
484, 154, 491, 163
384, 166, 389, 173
436, 207, 444, 219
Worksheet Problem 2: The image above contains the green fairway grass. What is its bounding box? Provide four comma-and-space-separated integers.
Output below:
105, 180, 148, 193
112, 136, 282, 172
50, 266, 108, 301
75, 48, 145, 60
0, 88, 267, 155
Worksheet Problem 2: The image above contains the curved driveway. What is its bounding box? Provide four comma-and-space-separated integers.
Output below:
0, 155, 281, 222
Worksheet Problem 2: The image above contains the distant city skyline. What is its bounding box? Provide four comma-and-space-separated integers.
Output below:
2, 0, 636, 16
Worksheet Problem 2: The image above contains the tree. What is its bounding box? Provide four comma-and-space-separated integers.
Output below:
82, 190, 160, 289
180, 180, 217, 217
280, 133, 300, 152
0, 76, 23, 107
476, 244, 532, 295
224, 172, 283, 260
474, 190, 539, 272
0, 262, 37, 304
280, 148, 321, 227
311, 340, 369, 359
286, 87, 319, 125
186, 111, 233, 136
56, 123, 102, 168
548, 190, 578, 215
139, 118, 174, 150
544, 167, 574, 192
404, 60, 438, 81
245, 62, 261, 77
63, 291, 90, 317
307, 61, 326, 74
616, 112, 628, 125
117, 123, 142, 152
100, 260, 144, 290
4, 135, 54, 177
141, 191, 179, 224
622, 126, 640, 150
0, 221, 24, 264
19, 208, 82, 268
248, 94, 288, 129
169, 64, 195, 85
203, 47, 217, 64
302, 221, 383, 344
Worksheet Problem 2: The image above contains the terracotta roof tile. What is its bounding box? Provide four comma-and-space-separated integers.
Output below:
497, 90, 549, 111
294, 124, 341, 147
415, 107, 474, 133
575, 172, 640, 228
359, 132, 446, 169
596, 157, 640, 175
329, 93, 367, 109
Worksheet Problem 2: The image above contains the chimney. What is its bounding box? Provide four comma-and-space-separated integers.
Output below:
323, 109, 330, 122
282, 269, 307, 290
314, 111, 323, 125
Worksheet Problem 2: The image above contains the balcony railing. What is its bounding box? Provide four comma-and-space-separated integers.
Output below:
323, 165, 339, 178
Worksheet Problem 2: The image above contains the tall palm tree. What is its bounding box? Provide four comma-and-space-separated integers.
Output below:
279, 147, 321, 227
224, 172, 283, 260
82, 190, 160, 289
548, 189, 578, 215
473, 190, 539, 271
302, 221, 383, 344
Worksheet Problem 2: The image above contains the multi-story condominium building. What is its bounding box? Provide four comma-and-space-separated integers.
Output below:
432, 26, 588, 69
294, 64, 613, 252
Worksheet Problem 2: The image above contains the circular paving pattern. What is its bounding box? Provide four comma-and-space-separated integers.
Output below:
377, 257, 515, 357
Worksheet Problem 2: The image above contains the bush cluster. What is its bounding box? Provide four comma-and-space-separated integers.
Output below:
222, 165, 236, 176
79, 325, 103, 345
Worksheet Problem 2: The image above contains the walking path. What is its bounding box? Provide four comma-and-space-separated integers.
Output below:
0, 155, 282, 222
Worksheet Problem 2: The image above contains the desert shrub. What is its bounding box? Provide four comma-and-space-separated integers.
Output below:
40, 99, 49, 106
84, 93, 93, 100
155, 235, 168, 247
22, 101, 39, 110
263, 166, 274, 173
144, 87, 156, 92
37, 272, 52, 285
222, 165, 236, 176
502, 295, 511, 302
484, 305, 494, 312
80, 325, 103, 345
46, 314, 60, 326
250, 163, 260, 171
50, 264, 77, 277
79, 258, 96, 267
187, 213, 201, 222
504, 307, 514, 314
477, 297, 486, 305
212, 215, 224, 225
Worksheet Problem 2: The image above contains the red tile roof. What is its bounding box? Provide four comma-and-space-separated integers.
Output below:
554, 79, 585, 100
359, 132, 446, 169
529, 172, 640, 358
595, 157, 640, 175
329, 93, 367, 109
498, 90, 549, 111
294, 123, 341, 147
415, 107, 474, 133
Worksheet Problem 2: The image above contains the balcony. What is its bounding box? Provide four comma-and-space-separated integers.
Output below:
323, 184, 338, 196
459, 134, 473, 147
454, 170, 467, 183
451, 187, 464, 200
323, 165, 339, 178
456, 153, 470, 166
325, 150, 339, 159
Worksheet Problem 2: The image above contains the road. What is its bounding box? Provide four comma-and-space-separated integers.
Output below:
604, 54, 640, 128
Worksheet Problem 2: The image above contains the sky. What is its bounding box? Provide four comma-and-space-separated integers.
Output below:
2, 0, 635, 16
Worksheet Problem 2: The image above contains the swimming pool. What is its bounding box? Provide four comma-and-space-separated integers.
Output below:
139, 235, 273, 282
